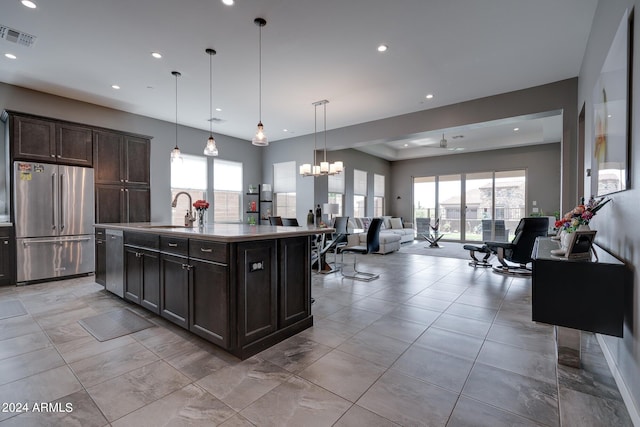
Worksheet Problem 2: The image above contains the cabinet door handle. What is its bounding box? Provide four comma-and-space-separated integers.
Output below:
168, 243, 178, 247
200, 248, 213, 253
56, 154, 61, 158
135, 252, 142, 258
50, 154, 55, 158
181, 264, 192, 270
3, 241, 8, 245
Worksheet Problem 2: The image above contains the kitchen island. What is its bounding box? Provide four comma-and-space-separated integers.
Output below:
96, 222, 333, 359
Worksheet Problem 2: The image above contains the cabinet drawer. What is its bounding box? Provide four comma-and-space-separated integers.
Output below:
124, 232, 159, 249
160, 236, 188, 256
189, 239, 227, 264
95, 228, 106, 239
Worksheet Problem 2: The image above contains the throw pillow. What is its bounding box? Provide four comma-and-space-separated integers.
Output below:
390, 217, 403, 229
361, 217, 372, 231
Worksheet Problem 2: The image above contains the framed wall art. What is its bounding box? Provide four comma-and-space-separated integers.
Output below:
592, 8, 633, 196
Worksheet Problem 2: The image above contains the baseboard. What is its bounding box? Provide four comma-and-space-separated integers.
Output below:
596, 334, 640, 426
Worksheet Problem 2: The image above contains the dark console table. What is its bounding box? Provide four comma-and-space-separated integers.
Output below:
531, 237, 628, 367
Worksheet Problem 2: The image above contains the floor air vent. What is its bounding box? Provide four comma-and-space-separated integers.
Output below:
0, 25, 37, 47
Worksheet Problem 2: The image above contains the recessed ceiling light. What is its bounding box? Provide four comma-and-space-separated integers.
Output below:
403, 143, 408, 147
151, 52, 162, 59
111, 84, 121, 90
513, 127, 519, 131
425, 94, 434, 99
283, 129, 289, 132
607, 114, 612, 118
21, 0, 37, 9
4, 53, 17, 59
215, 107, 222, 112
377, 44, 388, 52
222, 0, 234, 5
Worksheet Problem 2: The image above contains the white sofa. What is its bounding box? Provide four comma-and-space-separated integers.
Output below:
346, 216, 415, 254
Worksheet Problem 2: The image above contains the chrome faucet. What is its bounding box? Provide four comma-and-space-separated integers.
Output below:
171, 192, 195, 227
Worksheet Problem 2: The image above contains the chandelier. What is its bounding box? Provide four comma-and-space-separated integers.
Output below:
299, 100, 343, 176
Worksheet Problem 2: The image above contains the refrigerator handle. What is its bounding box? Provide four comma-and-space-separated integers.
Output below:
59, 173, 65, 230
51, 173, 57, 230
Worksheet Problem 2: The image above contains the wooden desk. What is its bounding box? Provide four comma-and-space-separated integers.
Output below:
531, 237, 628, 366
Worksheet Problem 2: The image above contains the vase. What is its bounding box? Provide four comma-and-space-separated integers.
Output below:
577, 224, 590, 231
560, 230, 571, 251
198, 211, 205, 228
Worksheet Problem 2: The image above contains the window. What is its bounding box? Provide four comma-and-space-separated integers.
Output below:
373, 174, 385, 217
328, 172, 345, 216
353, 169, 367, 218
171, 154, 207, 225
213, 159, 242, 222
274, 161, 296, 218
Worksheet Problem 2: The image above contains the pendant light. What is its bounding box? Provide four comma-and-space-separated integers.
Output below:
203, 48, 219, 156
252, 17, 268, 146
170, 71, 182, 163
300, 100, 343, 177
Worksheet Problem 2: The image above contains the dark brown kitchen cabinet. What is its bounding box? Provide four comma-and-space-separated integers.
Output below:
278, 237, 311, 328
94, 131, 150, 186
124, 242, 160, 313
10, 114, 92, 166
95, 184, 150, 224
190, 258, 230, 349
236, 239, 277, 347
95, 228, 106, 286
124, 232, 160, 311
160, 253, 190, 328
94, 130, 150, 223
0, 227, 15, 286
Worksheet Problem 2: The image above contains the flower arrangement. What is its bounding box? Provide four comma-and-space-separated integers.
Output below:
555, 196, 610, 232
193, 200, 209, 227
193, 200, 209, 211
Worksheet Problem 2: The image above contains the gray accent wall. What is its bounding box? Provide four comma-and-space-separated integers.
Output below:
0, 82, 262, 224
579, 0, 640, 420
390, 144, 562, 222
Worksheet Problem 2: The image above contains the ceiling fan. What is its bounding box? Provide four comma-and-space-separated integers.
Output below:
425, 134, 464, 151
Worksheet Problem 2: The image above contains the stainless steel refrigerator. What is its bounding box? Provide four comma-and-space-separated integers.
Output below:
13, 161, 95, 283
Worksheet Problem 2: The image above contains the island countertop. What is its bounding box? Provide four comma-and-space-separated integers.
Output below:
94, 222, 334, 242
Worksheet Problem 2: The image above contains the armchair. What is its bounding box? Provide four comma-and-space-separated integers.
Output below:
485, 217, 549, 275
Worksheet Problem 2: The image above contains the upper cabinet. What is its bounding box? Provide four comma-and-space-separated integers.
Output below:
94, 130, 150, 186
10, 114, 93, 167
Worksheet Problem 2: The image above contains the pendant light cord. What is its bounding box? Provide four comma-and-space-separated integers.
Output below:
209, 51, 213, 135
174, 72, 179, 149
258, 23, 262, 122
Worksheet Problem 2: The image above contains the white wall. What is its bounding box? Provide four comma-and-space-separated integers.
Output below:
579, 0, 640, 420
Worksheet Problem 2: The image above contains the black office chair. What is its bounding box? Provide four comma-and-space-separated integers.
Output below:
484, 217, 549, 275
269, 216, 283, 226
338, 217, 382, 281
281, 218, 299, 226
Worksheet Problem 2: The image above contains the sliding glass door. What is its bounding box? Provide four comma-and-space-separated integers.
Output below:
413, 169, 526, 243
465, 172, 493, 242
438, 175, 462, 240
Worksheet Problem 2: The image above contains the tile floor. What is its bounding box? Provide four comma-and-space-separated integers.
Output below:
0, 251, 633, 426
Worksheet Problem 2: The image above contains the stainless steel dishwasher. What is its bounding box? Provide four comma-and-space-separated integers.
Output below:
105, 229, 124, 297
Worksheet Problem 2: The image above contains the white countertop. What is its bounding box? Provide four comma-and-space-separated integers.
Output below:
95, 222, 334, 242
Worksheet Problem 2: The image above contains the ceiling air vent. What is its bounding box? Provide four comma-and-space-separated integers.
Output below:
0, 25, 37, 47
